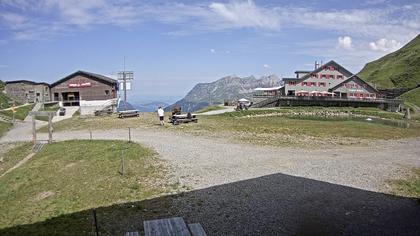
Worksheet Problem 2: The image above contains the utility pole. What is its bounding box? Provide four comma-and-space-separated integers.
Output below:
123, 57, 127, 110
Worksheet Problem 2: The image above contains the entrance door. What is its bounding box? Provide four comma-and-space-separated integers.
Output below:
62, 92, 80, 106
341, 93, 347, 98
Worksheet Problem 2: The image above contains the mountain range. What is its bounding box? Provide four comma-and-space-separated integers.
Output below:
133, 101, 170, 112
166, 75, 281, 112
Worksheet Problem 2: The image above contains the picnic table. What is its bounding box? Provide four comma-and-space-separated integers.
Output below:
142, 217, 207, 236
170, 113, 198, 125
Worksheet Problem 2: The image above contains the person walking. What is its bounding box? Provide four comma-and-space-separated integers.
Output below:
157, 106, 165, 125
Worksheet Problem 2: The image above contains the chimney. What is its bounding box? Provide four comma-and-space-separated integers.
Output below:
315, 61, 320, 70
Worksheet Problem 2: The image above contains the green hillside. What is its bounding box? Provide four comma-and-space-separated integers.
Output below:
358, 34, 420, 89
399, 87, 420, 107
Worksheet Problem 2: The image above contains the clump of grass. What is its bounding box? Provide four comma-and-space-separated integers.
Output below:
0, 121, 12, 137
388, 168, 420, 198
73, 108, 80, 117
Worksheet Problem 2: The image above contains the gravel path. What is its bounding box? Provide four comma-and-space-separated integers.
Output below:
2, 126, 419, 193
199, 106, 235, 115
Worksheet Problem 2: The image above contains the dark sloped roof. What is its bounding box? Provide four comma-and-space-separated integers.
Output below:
286, 60, 354, 83
50, 70, 117, 87
329, 75, 379, 93
5, 80, 49, 86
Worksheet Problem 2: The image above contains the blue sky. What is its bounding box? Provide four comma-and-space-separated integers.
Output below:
0, 0, 419, 103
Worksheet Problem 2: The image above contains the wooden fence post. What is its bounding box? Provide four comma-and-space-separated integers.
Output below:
48, 113, 53, 143
32, 115, 36, 145
120, 149, 125, 176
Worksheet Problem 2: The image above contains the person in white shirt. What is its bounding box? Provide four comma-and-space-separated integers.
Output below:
157, 107, 165, 125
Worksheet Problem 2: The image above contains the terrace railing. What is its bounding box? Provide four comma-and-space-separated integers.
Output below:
253, 94, 402, 104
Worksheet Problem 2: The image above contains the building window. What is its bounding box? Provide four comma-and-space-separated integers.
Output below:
321, 74, 327, 79
289, 81, 296, 86
318, 82, 326, 87
105, 90, 110, 95
337, 75, 343, 79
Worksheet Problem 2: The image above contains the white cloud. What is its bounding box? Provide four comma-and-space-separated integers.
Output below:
365, 0, 389, 5
0, 0, 419, 44
263, 64, 270, 68
209, 1, 279, 30
337, 36, 353, 50
369, 38, 403, 52
210, 48, 216, 53
0, 12, 29, 30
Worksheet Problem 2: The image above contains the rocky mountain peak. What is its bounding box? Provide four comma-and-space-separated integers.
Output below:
167, 74, 282, 112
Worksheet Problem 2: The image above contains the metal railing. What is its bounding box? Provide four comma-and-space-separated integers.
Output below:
253, 95, 402, 103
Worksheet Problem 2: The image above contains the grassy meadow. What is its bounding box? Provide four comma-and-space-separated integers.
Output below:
0, 140, 176, 235
39, 107, 420, 147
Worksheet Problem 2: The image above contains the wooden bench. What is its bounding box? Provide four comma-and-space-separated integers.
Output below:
143, 217, 207, 236
118, 110, 140, 118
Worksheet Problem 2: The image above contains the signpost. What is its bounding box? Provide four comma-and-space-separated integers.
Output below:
29, 111, 56, 144
117, 71, 134, 111
11, 104, 16, 124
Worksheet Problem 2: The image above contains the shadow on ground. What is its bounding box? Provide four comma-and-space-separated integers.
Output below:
1, 173, 419, 236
